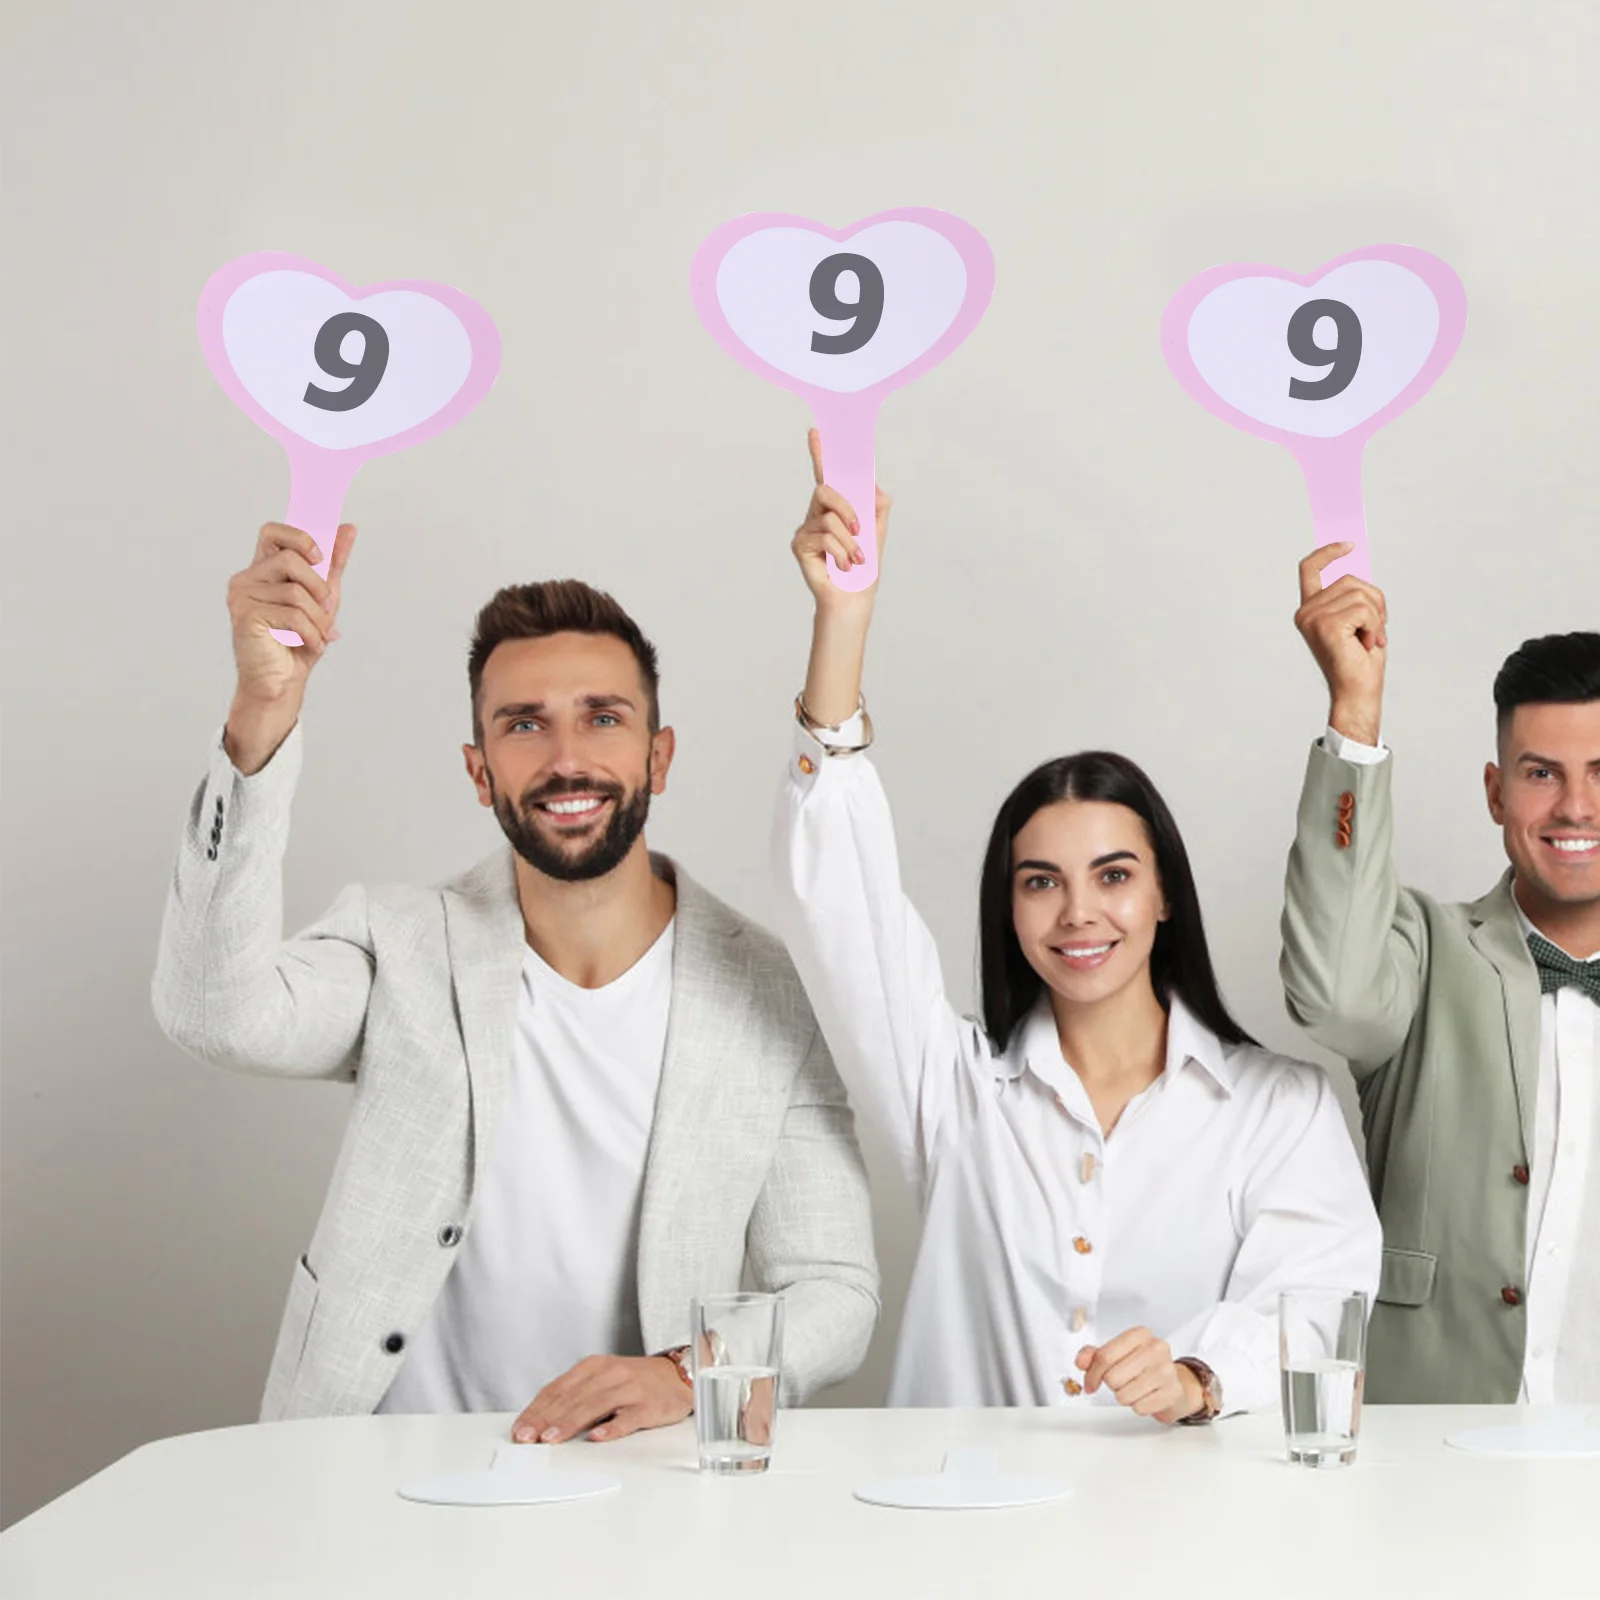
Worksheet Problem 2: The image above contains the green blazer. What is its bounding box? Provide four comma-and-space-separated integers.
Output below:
1280, 741, 1540, 1403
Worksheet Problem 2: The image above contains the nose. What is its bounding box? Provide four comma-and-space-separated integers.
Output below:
1554, 775, 1598, 826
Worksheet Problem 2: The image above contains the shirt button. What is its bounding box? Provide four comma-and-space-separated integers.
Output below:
1547, 1244, 1559, 1258
1500, 1286, 1523, 1307
438, 1224, 463, 1248
1062, 1379, 1083, 1397
1512, 1165, 1530, 1186
383, 1332, 406, 1354
1079, 1153, 1097, 1183
1072, 1236, 1093, 1255
797, 755, 815, 775
1070, 1306, 1088, 1332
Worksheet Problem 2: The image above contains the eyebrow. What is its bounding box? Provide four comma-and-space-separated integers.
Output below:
491, 694, 637, 723
1013, 850, 1140, 875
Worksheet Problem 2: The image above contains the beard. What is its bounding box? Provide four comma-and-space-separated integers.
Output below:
489, 766, 653, 882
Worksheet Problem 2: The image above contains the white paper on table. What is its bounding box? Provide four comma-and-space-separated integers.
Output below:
1445, 1409, 1600, 1460
854, 1447, 1073, 1510
398, 1443, 621, 1505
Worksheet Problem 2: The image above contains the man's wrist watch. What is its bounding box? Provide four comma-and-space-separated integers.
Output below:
1174, 1357, 1223, 1424
658, 1345, 695, 1398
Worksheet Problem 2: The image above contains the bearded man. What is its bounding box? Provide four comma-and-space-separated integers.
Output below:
152, 521, 879, 1441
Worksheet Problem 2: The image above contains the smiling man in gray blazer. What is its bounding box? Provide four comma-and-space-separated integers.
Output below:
152, 520, 879, 1443
1281, 541, 1600, 1404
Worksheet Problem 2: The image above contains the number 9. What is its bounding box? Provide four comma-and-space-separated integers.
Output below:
1286, 298, 1362, 401
809, 253, 885, 355
304, 311, 391, 412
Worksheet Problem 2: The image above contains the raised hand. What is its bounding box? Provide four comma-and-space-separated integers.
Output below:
1294, 541, 1388, 747
224, 521, 357, 774
793, 430, 892, 725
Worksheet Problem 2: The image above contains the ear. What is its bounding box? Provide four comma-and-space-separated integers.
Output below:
649, 726, 676, 795
463, 743, 494, 809
1484, 760, 1506, 825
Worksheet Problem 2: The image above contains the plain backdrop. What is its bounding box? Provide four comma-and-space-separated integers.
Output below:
3, 0, 1597, 1528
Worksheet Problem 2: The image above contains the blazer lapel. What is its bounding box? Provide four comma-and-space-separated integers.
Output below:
635, 857, 744, 1344
1467, 871, 1543, 1157
441, 848, 526, 1199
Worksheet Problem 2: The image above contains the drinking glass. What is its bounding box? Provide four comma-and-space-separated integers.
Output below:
690, 1293, 784, 1474
1279, 1288, 1368, 1468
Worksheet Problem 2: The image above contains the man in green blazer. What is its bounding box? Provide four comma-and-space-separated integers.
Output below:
1280, 541, 1600, 1403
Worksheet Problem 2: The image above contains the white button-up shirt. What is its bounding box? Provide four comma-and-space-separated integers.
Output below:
1325, 728, 1600, 1403
774, 729, 1381, 1413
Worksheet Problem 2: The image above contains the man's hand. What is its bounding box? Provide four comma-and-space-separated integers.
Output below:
510, 1354, 692, 1445
1075, 1327, 1203, 1425
1294, 541, 1388, 747
224, 522, 357, 774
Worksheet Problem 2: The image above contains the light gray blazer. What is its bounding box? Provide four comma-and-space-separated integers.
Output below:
151, 727, 880, 1421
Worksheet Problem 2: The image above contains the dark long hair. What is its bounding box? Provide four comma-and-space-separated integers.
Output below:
978, 751, 1256, 1054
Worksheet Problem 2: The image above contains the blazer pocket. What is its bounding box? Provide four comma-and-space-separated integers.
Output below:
1376, 1247, 1436, 1307
262, 1254, 321, 1419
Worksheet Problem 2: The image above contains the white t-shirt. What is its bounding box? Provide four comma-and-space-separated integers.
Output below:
378, 921, 674, 1413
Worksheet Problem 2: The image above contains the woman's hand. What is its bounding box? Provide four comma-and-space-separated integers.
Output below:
793, 429, 892, 724
791, 428, 891, 612
1074, 1327, 1204, 1424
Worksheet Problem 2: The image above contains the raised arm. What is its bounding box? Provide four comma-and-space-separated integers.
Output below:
771, 433, 992, 1191
1280, 543, 1426, 1075
152, 523, 375, 1079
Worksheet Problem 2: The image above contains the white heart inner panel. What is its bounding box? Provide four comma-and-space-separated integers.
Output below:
716, 222, 969, 394
222, 272, 474, 449
1186, 260, 1442, 438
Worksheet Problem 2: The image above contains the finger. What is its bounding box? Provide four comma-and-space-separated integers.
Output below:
539, 1379, 632, 1443
1082, 1329, 1152, 1393
1117, 1367, 1175, 1412
796, 526, 861, 574
256, 522, 324, 568
254, 605, 328, 653
1074, 1345, 1096, 1373
327, 523, 358, 586
874, 484, 892, 554
259, 550, 333, 609
512, 1364, 591, 1441
1101, 1347, 1163, 1398
1131, 1380, 1183, 1417
239, 580, 335, 635
1298, 542, 1356, 603
810, 483, 861, 534
808, 427, 824, 486
588, 1403, 653, 1442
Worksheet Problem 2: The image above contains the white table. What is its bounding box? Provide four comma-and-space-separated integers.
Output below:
2, 1406, 1595, 1599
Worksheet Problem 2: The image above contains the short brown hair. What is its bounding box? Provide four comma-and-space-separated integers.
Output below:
468, 579, 661, 744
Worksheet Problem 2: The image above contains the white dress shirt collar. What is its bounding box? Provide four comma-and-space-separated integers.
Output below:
1013, 993, 1236, 1099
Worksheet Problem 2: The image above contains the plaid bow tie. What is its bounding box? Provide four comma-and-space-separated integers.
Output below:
1527, 931, 1600, 1005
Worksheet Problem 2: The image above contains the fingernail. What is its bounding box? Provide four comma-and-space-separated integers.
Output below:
590, 1428, 608, 1440
539, 1427, 560, 1443
310, 545, 323, 564
513, 1426, 533, 1442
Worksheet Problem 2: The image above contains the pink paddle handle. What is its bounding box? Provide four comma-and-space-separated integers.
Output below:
1294, 436, 1372, 586
813, 395, 882, 592
273, 452, 360, 647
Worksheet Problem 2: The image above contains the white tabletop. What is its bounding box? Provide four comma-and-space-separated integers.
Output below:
2, 1405, 1596, 1599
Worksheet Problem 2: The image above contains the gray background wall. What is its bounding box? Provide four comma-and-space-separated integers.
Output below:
3, 0, 1596, 1528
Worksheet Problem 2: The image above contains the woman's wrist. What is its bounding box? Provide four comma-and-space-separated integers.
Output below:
803, 606, 872, 725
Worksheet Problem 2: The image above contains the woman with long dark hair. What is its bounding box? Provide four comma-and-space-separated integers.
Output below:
772, 435, 1379, 1419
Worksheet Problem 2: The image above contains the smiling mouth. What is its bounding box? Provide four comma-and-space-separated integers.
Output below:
1051, 941, 1118, 970
1544, 836, 1600, 859
532, 795, 612, 825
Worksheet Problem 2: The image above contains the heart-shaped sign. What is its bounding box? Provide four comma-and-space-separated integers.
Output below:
197, 252, 502, 642
1162, 245, 1466, 584
692, 209, 994, 590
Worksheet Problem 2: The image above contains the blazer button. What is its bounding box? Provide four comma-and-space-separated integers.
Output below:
438, 1224, 463, 1248
1500, 1286, 1523, 1307
383, 1332, 406, 1354
1512, 1165, 1530, 1186
1337, 791, 1355, 816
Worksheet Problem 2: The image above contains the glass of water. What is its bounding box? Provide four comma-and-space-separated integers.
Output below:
690, 1292, 784, 1474
1279, 1288, 1368, 1468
